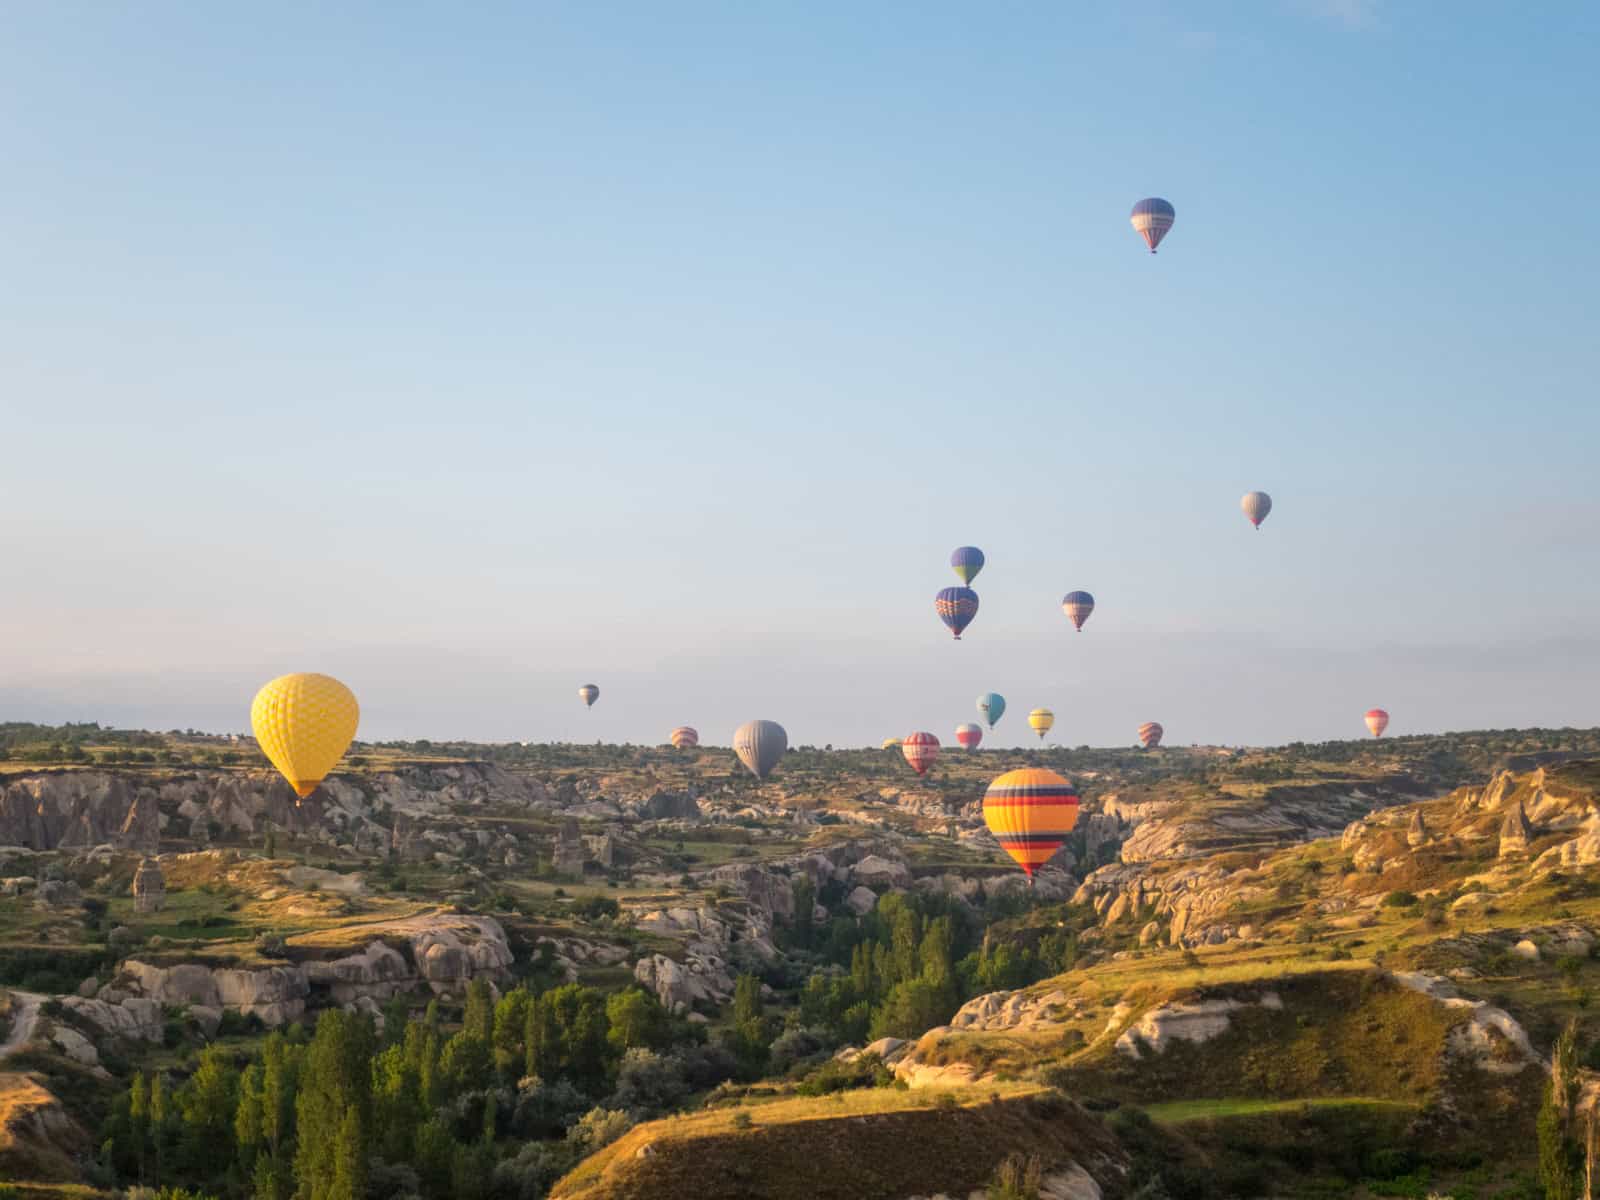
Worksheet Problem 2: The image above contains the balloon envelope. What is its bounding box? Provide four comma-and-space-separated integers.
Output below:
949, 546, 985, 586
983, 767, 1080, 878
1062, 591, 1095, 632
935, 587, 980, 639
977, 693, 1006, 728
1365, 709, 1390, 738
250, 673, 360, 800
578, 684, 599, 707
1028, 708, 1055, 739
733, 719, 787, 779
955, 723, 983, 751
881, 737, 902, 750
670, 726, 699, 749
901, 731, 940, 776
1242, 491, 1272, 529
1138, 721, 1164, 749
1130, 198, 1176, 253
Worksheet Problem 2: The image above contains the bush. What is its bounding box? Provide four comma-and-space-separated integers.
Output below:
730, 1110, 753, 1130
567, 1107, 632, 1154
795, 1053, 893, 1096
988, 1152, 1042, 1200
1382, 890, 1420, 908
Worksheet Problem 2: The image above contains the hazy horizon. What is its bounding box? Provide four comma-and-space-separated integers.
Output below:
4, 2, 1598, 747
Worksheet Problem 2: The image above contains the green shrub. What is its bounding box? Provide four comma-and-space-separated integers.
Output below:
1382, 891, 1420, 908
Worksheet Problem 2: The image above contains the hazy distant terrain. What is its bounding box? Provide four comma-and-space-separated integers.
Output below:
2, 723, 1599, 1198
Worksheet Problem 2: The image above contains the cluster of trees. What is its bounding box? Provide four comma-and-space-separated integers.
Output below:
790, 890, 1085, 1046
98, 979, 729, 1200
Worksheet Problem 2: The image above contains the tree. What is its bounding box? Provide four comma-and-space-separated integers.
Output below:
260, 1033, 300, 1162
129, 1072, 149, 1184
178, 1045, 239, 1181
492, 987, 532, 1073
1540, 1020, 1585, 1200
526, 984, 611, 1089
149, 1072, 169, 1187
329, 1107, 366, 1200
605, 989, 666, 1056
292, 1010, 373, 1200
370, 1043, 426, 1163
236, 1063, 265, 1157
789, 877, 816, 950
464, 978, 495, 1044
437, 1031, 492, 1102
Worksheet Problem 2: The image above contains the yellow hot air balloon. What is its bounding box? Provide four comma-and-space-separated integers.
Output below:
882, 737, 902, 750
1028, 708, 1055, 740
250, 673, 360, 802
983, 767, 1080, 879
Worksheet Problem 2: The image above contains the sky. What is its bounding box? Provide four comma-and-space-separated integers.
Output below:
3, 1, 1599, 749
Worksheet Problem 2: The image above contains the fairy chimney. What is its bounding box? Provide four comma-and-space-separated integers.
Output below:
1407, 809, 1428, 849
1499, 798, 1534, 859
132, 857, 166, 914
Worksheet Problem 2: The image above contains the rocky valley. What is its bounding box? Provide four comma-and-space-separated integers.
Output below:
2, 724, 1599, 1199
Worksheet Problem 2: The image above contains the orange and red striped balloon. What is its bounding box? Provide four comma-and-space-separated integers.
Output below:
983, 768, 1080, 879
1138, 721, 1163, 749
901, 731, 940, 776
670, 726, 699, 749
1365, 709, 1390, 738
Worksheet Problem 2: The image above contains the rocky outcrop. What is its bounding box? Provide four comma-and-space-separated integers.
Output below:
1531, 822, 1600, 873
851, 854, 912, 889
118, 914, 511, 1025
0, 1071, 86, 1181
845, 886, 878, 916
0, 773, 158, 853
1389, 971, 1540, 1075
1407, 810, 1428, 848
633, 953, 730, 1014
947, 988, 1075, 1033
59, 994, 165, 1043
132, 857, 166, 913
1499, 799, 1534, 858
1119, 779, 1420, 864
1114, 993, 1282, 1059
637, 791, 701, 821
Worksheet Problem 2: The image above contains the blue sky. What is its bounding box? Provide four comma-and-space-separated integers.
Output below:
3, 1, 1598, 748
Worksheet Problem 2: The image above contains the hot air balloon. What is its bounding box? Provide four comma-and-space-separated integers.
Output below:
250, 673, 360, 803
902, 731, 940, 776
977, 693, 1006, 729
1365, 709, 1390, 738
1130, 198, 1176, 253
955, 723, 983, 751
881, 737, 902, 750
950, 546, 985, 586
578, 684, 599, 708
935, 587, 979, 639
670, 726, 699, 749
1138, 721, 1164, 749
1028, 708, 1055, 740
1241, 491, 1272, 530
733, 719, 787, 780
983, 767, 1080, 880
1062, 591, 1095, 632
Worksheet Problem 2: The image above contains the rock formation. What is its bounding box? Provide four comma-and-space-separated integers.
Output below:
1407, 809, 1428, 848
553, 819, 587, 878
132, 858, 165, 913
1500, 797, 1534, 858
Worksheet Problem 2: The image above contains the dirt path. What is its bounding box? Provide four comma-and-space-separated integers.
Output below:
0, 990, 44, 1059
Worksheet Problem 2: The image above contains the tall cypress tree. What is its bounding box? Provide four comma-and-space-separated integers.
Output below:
293, 1010, 374, 1200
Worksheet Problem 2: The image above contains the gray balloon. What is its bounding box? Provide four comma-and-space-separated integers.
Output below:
1241, 491, 1272, 529
733, 719, 788, 780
